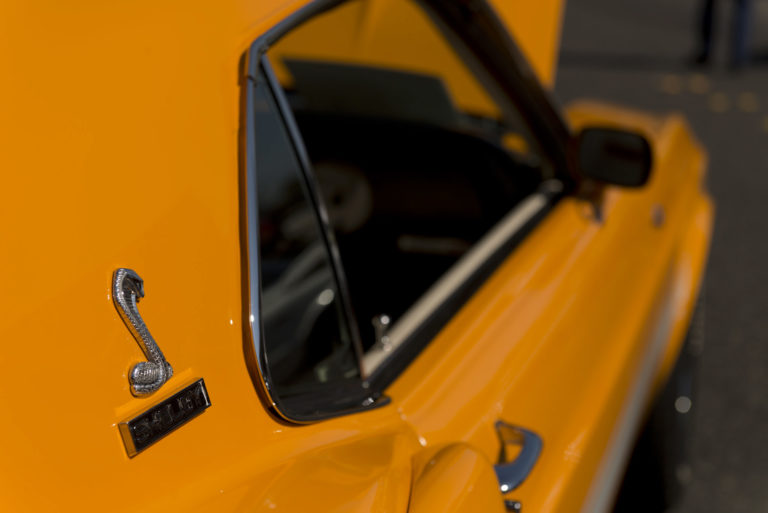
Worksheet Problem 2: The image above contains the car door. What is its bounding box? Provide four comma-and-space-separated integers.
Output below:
239, 1, 713, 512
236, 2, 666, 509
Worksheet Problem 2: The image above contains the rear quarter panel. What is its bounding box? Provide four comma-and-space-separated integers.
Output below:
0, 0, 398, 510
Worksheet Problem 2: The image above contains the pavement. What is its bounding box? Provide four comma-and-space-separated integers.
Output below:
554, 1, 768, 511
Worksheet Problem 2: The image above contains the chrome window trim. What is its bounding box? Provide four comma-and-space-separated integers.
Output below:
362, 182, 561, 377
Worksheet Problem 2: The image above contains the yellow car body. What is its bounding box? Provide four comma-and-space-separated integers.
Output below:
0, 0, 711, 511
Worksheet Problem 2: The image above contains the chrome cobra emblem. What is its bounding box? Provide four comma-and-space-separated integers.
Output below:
112, 268, 173, 396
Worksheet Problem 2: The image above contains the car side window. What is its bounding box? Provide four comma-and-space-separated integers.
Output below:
250, 64, 362, 419
263, 0, 559, 381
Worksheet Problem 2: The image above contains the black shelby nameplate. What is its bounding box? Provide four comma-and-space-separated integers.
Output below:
119, 379, 211, 457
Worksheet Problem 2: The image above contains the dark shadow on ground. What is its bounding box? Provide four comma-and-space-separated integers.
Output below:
747, 49, 768, 64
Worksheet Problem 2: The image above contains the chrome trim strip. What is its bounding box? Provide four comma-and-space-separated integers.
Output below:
242, 65, 277, 410
362, 190, 551, 376
578, 273, 678, 513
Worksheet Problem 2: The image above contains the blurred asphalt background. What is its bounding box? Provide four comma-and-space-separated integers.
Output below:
554, 0, 768, 511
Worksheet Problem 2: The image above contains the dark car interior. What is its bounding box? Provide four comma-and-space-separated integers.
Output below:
280, 59, 545, 350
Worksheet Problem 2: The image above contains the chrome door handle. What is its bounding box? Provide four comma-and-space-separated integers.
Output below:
494, 421, 543, 493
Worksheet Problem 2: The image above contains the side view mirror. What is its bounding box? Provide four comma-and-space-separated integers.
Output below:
573, 127, 652, 187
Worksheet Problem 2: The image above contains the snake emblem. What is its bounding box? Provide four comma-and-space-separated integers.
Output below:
112, 268, 173, 396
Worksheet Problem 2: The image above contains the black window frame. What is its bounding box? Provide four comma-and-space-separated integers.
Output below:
241, 0, 574, 423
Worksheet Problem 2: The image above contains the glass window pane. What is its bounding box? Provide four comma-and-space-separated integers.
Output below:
252, 67, 359, 408
266, 0, 551, 358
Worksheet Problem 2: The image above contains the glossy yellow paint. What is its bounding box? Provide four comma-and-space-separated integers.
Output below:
388, 101, 712, 511
488, 0, 566, 87
270, 0, 503, 118
0, 0, 711, 512
0, 0, 365, 510
409, 444, 506, 513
